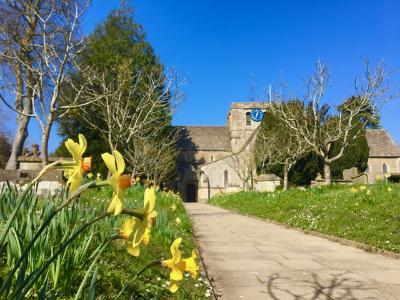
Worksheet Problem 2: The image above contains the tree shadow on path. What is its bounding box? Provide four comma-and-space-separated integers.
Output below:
256, 271, 376, 300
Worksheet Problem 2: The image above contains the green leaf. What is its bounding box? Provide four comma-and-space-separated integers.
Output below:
87, 266, 99, 300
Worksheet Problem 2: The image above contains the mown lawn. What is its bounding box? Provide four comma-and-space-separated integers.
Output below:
0, 184, 211, 299
210, 183, 400, 253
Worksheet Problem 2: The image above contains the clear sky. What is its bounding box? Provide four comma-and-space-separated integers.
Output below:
2, 0, 399, 152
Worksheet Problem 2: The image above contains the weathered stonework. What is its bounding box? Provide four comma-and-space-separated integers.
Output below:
365, 129, 400, 183
173, 102, 269, 202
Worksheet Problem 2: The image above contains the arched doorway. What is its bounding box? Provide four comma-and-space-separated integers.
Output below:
185, 183, 197, 202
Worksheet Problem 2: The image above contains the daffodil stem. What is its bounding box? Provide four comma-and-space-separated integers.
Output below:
121, 208, 145, 220
74, 236, 117, 300
0, 160, 61, 256
1, 180, 104, 294
10, 212, 111, 299
114, 260, 162, 300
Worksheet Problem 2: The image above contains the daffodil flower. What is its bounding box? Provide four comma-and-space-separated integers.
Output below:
64, 134, 91, 192
161, 238, 199, 293
101, 150, 131, 215
170, 203, 177, 211
119, 218, 150, 256
175, 217, 181, 225
125, 188, 157, 256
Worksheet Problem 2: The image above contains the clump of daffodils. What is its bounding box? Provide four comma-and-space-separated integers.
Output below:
118, 188, 157, 256
161, 238, 199, 292
54, 134, 200, 295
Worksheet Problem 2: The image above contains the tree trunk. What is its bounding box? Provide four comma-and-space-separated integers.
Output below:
5, 63, 32, 170
6, 115, 30, 170
41, 131, 49, 168
41, 120, 53, 168
283, 160, 289, 191
323, 161, 332, 184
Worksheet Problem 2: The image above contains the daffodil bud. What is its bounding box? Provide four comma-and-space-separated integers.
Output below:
119, 174, 132, 189
82, 157, 92, 172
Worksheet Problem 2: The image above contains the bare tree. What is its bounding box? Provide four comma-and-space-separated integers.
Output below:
0, 0, 42, 169
226, 150, 256, 190
254, 127, 309, 190
269, 61, 391, 184
71, 62, 183, 154
1, 0, 90, 167
125, 130, 178, 185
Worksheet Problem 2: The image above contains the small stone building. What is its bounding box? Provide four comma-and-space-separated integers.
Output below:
173, 102, 269, 202
365, 129, 400, 183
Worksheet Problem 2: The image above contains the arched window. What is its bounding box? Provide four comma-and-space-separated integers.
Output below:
224, 170, 228, 188
245, 112, 251, 125
383, 163, 388, 174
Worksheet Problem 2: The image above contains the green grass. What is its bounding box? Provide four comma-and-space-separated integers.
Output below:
210, 183, 400, 253
80, 185, 210, 299
0, 184, 211, 299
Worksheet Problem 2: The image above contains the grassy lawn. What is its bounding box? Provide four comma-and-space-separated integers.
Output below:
0, 184, 211, 299
210, 183, 400, 253
80, 186, 210, 299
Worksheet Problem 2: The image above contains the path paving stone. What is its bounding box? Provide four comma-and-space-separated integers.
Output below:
185, 203, 400, 300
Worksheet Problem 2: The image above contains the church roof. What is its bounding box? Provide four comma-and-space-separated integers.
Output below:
365, 129, 400, 157
175, 126, 231, 151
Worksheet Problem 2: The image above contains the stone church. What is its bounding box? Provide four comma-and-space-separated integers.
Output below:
173, 102, 270, 202
172, 101, 400, 203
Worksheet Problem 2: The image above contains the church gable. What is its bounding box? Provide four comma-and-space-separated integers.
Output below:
366, 129, 400, 158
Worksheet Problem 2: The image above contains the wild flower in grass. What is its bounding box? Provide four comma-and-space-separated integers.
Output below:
175, 217, 181, 225
64, 134, 91, 192
120, 188, 157, 256
387, 187, 392, 192
170, 203, 177, 211
366, 190, 371, 196
360, 185, 366, 190
96, 172, 102, 180
205, 289, 212, 297
350, 187, 357, 193
161, 238, 199, 293
102, 150, 131, 215
87, 172, 93, 179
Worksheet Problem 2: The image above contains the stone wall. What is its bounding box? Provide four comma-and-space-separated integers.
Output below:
367, 157, 400, 183
0, 169, 64, 184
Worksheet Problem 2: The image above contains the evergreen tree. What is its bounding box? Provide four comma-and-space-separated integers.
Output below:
55, 3, 166, 175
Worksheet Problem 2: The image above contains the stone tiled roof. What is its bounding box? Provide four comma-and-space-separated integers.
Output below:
175, 126, 231, 151
365, 129, 400, 157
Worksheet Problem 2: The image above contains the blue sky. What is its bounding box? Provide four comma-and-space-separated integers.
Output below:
2, 0, 399, 151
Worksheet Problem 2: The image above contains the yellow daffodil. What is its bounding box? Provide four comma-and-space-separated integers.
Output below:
101, 150, 131, 215
175, 217, 181, 225
64, 134, 91, 192
170, 203, 177, 211
350, 187, 357, 193
360, 185, 366, 190
119, 218, 151, 256
161, 238, 199, 293
387, 187, 392, 192
125, 188, 157, 256
366, 190, 371, 196
87, 172, 93, 178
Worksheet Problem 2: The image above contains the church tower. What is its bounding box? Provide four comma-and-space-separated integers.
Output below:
227, 102, 268, 153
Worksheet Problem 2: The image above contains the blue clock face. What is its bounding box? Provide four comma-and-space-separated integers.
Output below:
250, 108, 264, 122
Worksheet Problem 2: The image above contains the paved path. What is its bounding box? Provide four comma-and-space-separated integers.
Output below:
185, 203, 400, 300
